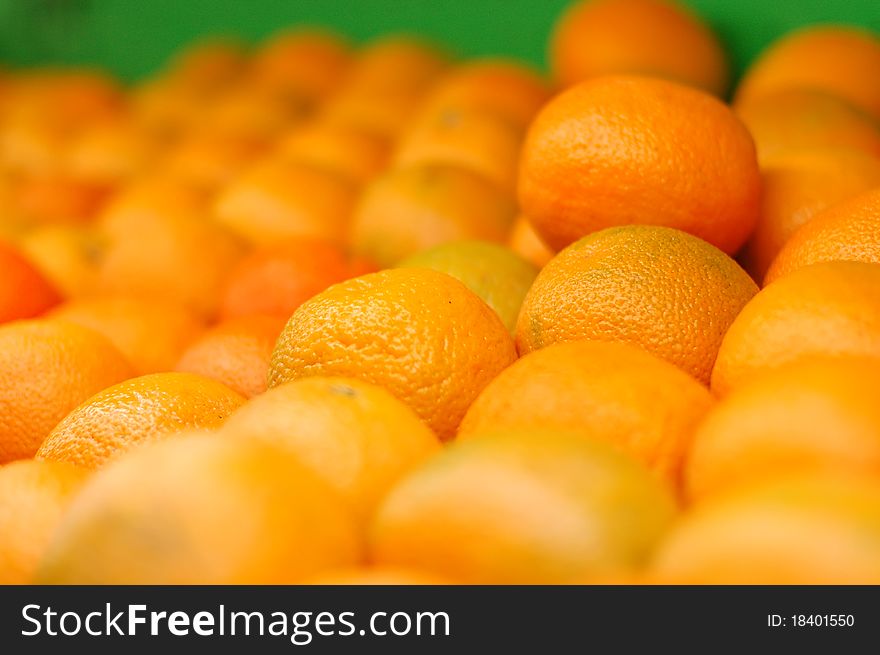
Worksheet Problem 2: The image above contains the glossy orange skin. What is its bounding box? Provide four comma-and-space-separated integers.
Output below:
736, 26, 880, 121
460, 341, 714, 487
350, 163, 516, 267
0, 240, 60, 323
518, 75, 761, 254
268, 268, 517, 440
0, 320, 133, 463
174, 315, 286, 398
0, 460, 89, 584
712, 262, 880, 396
36, 435, 362, 584
37, 372, 245, 470
687, 356, 880, 502
49, 296, 205, 375
516, 226, 758, 384
220, 376, 440, 520
765, 187, 880, 284
219, 237, 376, 321
550, 0, 729, 96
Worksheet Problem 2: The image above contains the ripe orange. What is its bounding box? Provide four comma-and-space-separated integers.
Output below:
201, 83, 308, 143
459, 341, 713, 487
743, 149, 880, 280
96, 178, 244, 318
550, 0, 729, 96
37, 372, 245, 470
163, 38, 246, 93
516, 226, 758, 384
734, 89, 880, 164
49, 296, 205, 375
398, 240, 538, 333
12, 173, 110, 226
304, 567, 451, 585
371, 431, 677, 584
343, 36, 450, 96
393, 107, 523, 192
736, 25, 880, 121
219, 237, 375, 321
350, 163, 516, 267
36, 435, 361, 584
712, 262, 880, 396
18, 225, 101, 299
687, 356, 880, 501
651, 474, 880, 583
65, 118, 159, 186
214, 158, 358, 246
417, 58, 550, 130
519, 75, 760, 254
0, 460, 89, 584
508, 214, 554, 268
765, 187, 880, 284
174, 315, 286, 398
268, 268, 517, 440
0, 239, 61, 323
162, 131, 266, 191
219, 376, 439, 520
0, 319, 133, 463
276, 120, 390, 185
319, 88, 425, 140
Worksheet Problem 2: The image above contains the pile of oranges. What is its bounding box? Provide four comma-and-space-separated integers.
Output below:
2, 0, 880, 585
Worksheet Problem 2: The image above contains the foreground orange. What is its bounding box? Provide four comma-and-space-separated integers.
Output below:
36, 435, 362, 584
712, 262, 880, 395
37, 372, 245, 469
0, 320, 133, 463
765, 187, 880, 284
516, 226, 758, 383
550, 0, 729, 96
0, 460, 89, 584
371, 431, 677, 584
220, 376, 439, 520
687, 356, 880, 501
651, 474, 880, 583
268, 268, 517, 440
0, 239, 60, 323
518, 75, 760, 254
459, 341, 713, 487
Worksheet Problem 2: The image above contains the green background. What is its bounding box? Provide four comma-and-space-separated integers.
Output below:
0, 0, 878, 82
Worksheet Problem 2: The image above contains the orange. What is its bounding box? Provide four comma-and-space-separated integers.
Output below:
0, 239, 61, 323
96, 178, 244, 318
734, 89, 880, 164
304, 567, 451, 585
18, 225, 101, 299
276, 119, 390, 185
343, 36, 450, 96
550, 0, 729, 96
219, 376, 439, 520
516, 226, 758, 384
712, 261, 880, 396
249, 29, 351, 102
175, 315, 286, 398
214, 158, 358, 246
687, 356, 880, 502
49, 296, 204, 375
371, 431, 677, 584
162, 131, 266, 191
319, 88, 425, 140
0, 460, 89, 584
36, 435, 361, 584
12, 173, 110, 226
393, 107, 523, 192
128, 78, 205, 143
459, 341, 713, 487
417, 58, 550, 129
651, 474, 880, 584
65, 118, 159, 186
398, 240, 538, 333
765, 187, 880, 284
201, 82, 308, 143
37, 372, 245, 470
268, 268, 516, 440
163, 38, 246, 92
743, 149, 880, 280
508, 214, 554, 268
736, 25, 880, 121
0, 319, 132, 463
519, 75, 760, 254
350, 163, 516, 267
219, 237, 374, 321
